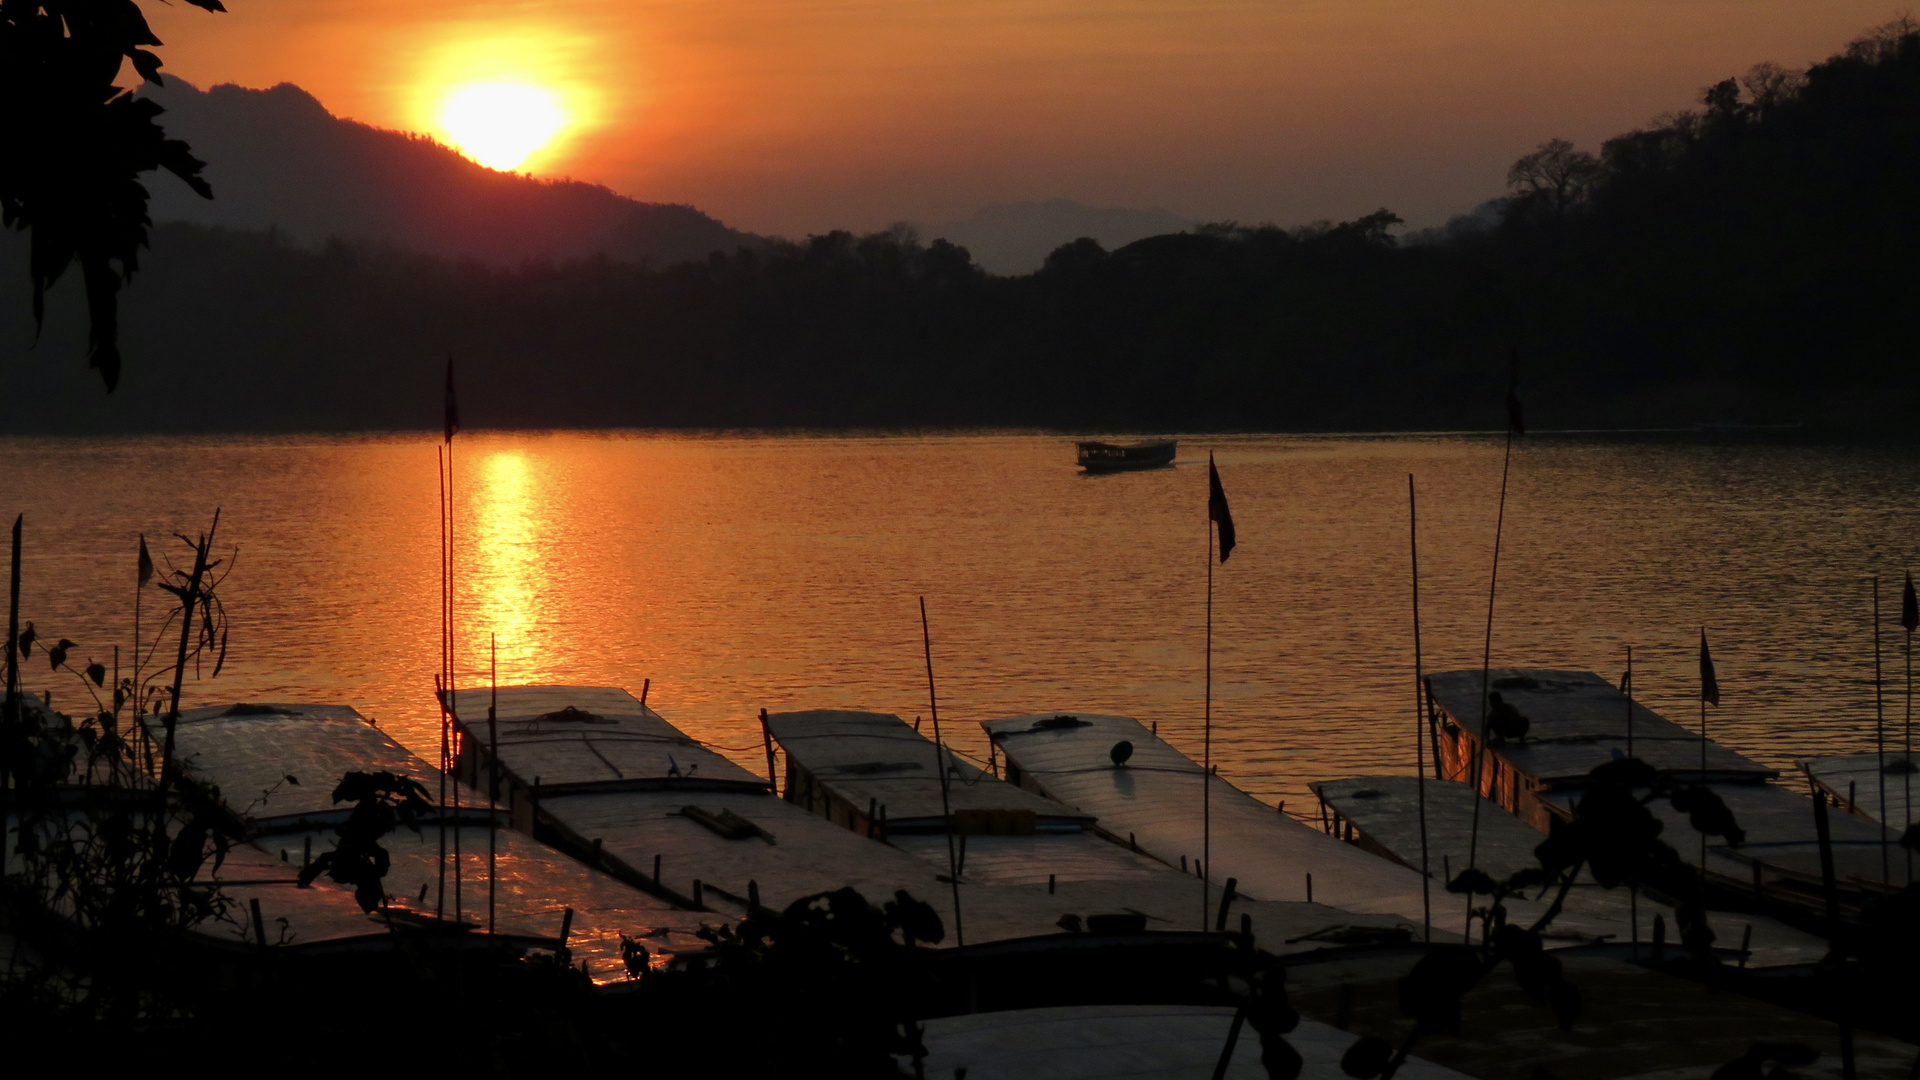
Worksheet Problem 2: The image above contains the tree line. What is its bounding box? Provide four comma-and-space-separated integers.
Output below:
4, 20, 1918, 433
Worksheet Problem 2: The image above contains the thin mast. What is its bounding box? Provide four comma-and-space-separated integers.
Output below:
1204, 491, 1213, 929
437, 445, 448, 919
450, 433, 461, 923
489, 631, 498, 935
920, 598, 963, 948
1875, 578, 1887, 884
1408, 475, 1430, 941
1465, 367, 1520, 934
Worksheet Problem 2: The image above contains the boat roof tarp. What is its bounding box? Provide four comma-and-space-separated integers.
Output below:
1425, 669, 1775, 783
162, 699, 700, 977
982, 712, 1432, 927
911, 1004, 1469, 1080
162, 702, 481, 828
767, 709, 1093, 829
1537, 779, 1912, 892
442, 685, 765, 794
1799, 752, 1919, 832
1311, 775, 1828, 965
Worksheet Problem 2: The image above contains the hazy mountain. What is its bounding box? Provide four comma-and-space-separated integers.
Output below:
140, 80, 761, 267
926, 199, 1189, 275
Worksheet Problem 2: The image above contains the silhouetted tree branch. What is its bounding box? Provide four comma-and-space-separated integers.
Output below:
0, 0, 224, 391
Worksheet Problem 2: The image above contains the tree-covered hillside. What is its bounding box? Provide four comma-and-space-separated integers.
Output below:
4, 22, 1918, 433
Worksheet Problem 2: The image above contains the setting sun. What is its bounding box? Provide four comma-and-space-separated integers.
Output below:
437, 81, 567, 171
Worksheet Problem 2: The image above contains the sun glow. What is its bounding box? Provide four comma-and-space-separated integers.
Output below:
437, 81, 568, 171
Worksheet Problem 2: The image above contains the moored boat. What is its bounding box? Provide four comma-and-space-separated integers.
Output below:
1075, 439, 1176, 471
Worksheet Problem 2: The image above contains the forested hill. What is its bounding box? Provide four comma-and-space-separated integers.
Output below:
139, 80, 761, 268
3, 24, 1919, 434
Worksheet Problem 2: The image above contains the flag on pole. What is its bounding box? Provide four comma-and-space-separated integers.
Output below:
1506, 348, 1525, 437
1903, 572, 1917, 633
1208, 453, 1235, 563
444, 355, 460, 443
136, 534, 152, 587
1699, 629, 1720, 706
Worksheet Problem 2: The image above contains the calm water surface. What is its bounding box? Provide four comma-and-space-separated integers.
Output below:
3, 431, 1918, 814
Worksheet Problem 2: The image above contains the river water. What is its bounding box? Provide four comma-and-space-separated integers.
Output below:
3, 431, 1917, 814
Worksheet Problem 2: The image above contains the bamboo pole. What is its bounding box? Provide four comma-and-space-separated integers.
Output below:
1875, 577, 1888, 885
1408, 475, 1431, 942
920, 597, 963, 948
1626, 644, 1637, 951
1203, 493, 1214, 932
437, 446, 448, 919
1465, 405, 1518, 934
489, 631, 498, 935
3, 515, 19, 866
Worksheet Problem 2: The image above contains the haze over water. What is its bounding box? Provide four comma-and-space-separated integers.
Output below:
3, 432, 1916, 815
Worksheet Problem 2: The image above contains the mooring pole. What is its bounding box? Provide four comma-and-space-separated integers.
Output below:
921, 597, 963, 949
1409, 475, 1431, 941
1874, 577, 1888, 885
489, 631, 499, 936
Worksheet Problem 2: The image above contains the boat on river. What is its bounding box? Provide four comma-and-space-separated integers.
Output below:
1075, 439, 1176, 471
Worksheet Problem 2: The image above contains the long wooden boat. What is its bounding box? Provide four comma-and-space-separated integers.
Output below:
768, 709, 1172, 888
982, 712, 1435, 928
441, 687, 1023, 938
1309, 774, 1829, 965
160, 701, 704, 973
1797, 752, 1918, 835
1423, 668, 1911, 920
1075, 439, 1176, 471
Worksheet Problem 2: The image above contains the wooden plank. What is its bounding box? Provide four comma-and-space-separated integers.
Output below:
982, 713, 1434, 927
768, 708, 1095, 829
443, 685, 766, 794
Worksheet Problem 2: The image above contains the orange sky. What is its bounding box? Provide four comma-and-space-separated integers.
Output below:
144, 1, 1900, 237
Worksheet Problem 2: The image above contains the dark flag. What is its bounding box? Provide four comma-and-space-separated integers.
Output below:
137, 534, 152, 587
1506, 348, 1525, 437
1699, 629, 1720, 706
1208, 453, 1235, 563
1903, 572, 1917, 633
444, 355, 460, 443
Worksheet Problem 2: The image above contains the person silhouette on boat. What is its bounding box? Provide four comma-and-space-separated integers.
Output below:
1488, 691, 1530, 743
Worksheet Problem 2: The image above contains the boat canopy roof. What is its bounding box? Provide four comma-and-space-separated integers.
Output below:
767, 709, 1090, 829
1425, 668, 1775, 783
163, 702, 472, 827
442, 684, 765, 793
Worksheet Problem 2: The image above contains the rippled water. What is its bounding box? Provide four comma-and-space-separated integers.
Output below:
3, 431, 1918, 815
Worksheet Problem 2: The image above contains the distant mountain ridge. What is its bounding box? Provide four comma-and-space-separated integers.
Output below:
141, 81, 762, 267
927, 199, 1191, 275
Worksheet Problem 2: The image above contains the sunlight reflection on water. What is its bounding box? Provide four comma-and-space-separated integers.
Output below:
4, 431, 1919, 815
